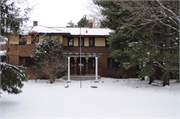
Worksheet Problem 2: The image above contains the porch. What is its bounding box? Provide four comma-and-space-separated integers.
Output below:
62, 74, 101, 80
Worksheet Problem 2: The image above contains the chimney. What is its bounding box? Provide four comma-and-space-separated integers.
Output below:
89, 20, 93, 28
33, 21, 38, 26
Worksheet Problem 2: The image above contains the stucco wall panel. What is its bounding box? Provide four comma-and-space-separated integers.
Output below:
95, 38, 105, 46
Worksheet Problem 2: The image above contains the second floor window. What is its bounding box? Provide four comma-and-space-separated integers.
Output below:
68, 37, 74, 46
89, 38, 95, 47
19, 35, 26, 45
106, 38, 109, 47
31, 35, 39, 44
79, 38, 84, 46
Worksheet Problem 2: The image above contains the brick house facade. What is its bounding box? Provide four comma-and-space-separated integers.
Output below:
3, 21, 139, 79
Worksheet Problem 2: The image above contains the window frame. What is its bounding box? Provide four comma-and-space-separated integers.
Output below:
105, 38, 109, 47
107, 58, 120, 68
19, 57, 34, 67
88, 57, 95, 68
19, 35, 26, 45
89, 37, 95, 47
70, 57, 74, 68
68, 37, 74, 46
78, 37, 84, 47
31, 35, 39, 44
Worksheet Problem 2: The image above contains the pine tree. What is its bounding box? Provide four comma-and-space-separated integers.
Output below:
32, 36, 67, 84
94, 1, 179, 86
0, 0, 30, 94
77, 15, 89, 27
1, 63, 28, 94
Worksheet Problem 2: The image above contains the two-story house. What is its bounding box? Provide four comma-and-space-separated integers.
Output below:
5, 21, 138, 80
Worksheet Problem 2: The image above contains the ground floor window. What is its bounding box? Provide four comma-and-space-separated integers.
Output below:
70, 57, 74, 68
107, 58, 120, 68
88, 58, 95, 68
1, 56, 6, 62
19, 57, 33, 67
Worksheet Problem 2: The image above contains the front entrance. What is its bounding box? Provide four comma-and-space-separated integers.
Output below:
77, 57, 86, 75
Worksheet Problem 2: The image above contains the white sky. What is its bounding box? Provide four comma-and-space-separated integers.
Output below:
25, 0, 91, 27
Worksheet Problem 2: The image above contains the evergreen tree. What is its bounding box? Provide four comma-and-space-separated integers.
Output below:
94, 0, 179, 86
0, 0, 31, 94
32, 36, 67, 84
77, 15, 89, 27
1, 63, 28, 94
1, 0, 29, 37
66, 20, 77, 27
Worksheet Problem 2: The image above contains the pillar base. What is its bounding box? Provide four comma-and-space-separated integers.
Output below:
67, 81, 71, 83
94, 81, 99, 83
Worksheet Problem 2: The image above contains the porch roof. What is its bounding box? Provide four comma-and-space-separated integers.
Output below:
64, 51, 103, 57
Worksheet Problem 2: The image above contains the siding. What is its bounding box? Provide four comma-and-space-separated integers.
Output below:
95, 38, 105, 46
74, 38, 78, 46
63, 37, 68, 46
84, 38, 89, 46
9, 35, 19, 44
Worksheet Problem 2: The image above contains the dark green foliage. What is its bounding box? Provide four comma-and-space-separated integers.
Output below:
77, 15, 89, 27
1, 0, 28, 36
32, 36, 67, 83
66, 20, 77, 27
1, 63, 28, 94
94, 0, 179, 85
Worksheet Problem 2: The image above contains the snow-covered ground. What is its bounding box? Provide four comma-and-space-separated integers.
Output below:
0, 78, 179, 119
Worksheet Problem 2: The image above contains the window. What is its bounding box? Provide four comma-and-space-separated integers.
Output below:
107, 58, 120, 68
79, 38, 84, 46
68, 37, 74, 46
89, 58, 95, 68
107, 58, 112, 68
89, 38, 95, 47
106, 38, 109, 47
19, 57, 33, 67
70, 58, 74, 68
112, 59, 119, 68
31, 35, 39, 44
19, 35, 26, 45
1, 56, 6, 62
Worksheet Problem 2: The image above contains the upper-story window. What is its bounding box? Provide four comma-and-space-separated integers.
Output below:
79, 38, 84, 46
19, 35, 26, 45
89, 38, 95, 47
68, 37, 74, 46
31, 35, 39, 44
106, 38, 109, 47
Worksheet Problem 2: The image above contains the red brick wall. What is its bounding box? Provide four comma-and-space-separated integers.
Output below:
7, 44, 138, 79
64, 46, 138, 78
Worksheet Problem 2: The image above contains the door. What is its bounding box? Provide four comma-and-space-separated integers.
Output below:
77, 58, 86, 75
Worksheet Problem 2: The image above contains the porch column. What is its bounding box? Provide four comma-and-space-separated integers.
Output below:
74, 57, 77, 74
95, 57, 99, 83
86, 57, 88, 74
67, 57, 71, 83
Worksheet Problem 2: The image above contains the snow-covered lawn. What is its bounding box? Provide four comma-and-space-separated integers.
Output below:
0, 78, 179, 119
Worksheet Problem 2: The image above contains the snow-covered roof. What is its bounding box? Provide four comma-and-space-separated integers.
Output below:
0, 50, 6, 56
51, 27, 111, 36
20, 25, 112, 36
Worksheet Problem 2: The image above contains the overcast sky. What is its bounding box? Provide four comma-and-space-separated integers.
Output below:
26, 0, 91, 27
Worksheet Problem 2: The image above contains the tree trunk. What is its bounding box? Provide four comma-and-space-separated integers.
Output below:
50, 79, 53, 84
163, 27, 170, 86
163, 72, 169, 86
149, 60, 154, 84
149, 75, 154, 84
